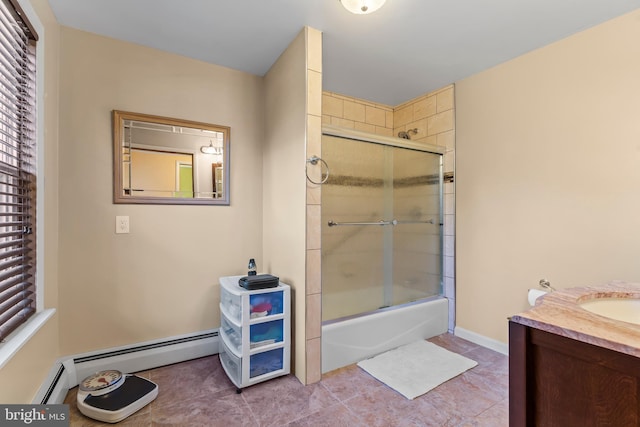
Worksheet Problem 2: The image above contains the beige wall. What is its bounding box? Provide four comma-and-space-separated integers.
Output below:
0, 0, 61, 403
263, 27, 322, 384
57, 28, 265, 354
456, 9, 640, 343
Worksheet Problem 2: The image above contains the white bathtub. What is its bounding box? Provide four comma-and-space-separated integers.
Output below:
321, 297, 449, 373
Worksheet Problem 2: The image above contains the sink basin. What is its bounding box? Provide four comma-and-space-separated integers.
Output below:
579, 298, 640, 325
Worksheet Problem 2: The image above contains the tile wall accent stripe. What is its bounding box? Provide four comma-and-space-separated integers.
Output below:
326, 174, 440, 188
395, 174, 441, 187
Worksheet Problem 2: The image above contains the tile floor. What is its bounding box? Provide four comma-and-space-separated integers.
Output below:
64, 333, 508, 426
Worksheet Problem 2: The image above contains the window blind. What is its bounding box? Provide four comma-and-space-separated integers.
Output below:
0, 0, 37, 342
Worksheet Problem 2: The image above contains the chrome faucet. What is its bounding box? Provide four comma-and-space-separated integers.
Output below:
539, 279, 556, 292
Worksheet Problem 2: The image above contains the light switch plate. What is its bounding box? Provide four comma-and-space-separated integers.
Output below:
115, 216, 129, 234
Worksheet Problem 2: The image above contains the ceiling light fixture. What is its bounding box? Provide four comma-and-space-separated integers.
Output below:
339, 0, 386, 15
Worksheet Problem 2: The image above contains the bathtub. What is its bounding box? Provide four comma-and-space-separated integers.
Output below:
321, 297, 449, 373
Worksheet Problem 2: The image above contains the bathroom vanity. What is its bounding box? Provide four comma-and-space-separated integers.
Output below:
218, 275, 291, 391
509, 282, 640, 426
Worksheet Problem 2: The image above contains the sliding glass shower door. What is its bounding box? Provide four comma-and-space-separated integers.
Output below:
321, 134, 443, 322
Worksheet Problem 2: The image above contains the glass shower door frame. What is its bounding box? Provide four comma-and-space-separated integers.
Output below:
321, 126, 445, 323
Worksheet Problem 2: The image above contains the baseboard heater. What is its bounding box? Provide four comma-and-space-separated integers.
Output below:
34, 329, 219, 405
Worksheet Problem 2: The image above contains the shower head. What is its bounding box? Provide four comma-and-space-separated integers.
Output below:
397, 128, 418, 140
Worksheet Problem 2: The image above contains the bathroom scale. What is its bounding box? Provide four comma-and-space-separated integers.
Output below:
76, 369, 158, 423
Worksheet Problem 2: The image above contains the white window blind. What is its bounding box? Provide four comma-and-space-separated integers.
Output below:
0, 0, 37, 342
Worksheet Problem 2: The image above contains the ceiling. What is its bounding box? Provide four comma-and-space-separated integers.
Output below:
47, 0, 639, 106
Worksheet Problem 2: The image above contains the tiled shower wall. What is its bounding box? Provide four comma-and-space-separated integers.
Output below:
305, 27, 323, 385
322, 92, 394, 137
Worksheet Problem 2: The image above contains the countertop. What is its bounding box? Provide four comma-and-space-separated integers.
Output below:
510, 281, 640, 357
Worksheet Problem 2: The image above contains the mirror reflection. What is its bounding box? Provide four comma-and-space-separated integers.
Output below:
113, 111, 230, 205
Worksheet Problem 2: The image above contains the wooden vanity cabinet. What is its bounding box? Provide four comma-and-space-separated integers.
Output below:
509, 321, 640, 427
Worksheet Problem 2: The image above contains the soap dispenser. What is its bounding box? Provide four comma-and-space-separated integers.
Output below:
248, 258, 257, 276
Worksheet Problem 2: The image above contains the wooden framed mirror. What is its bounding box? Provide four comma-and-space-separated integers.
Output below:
113, 110, 230, 205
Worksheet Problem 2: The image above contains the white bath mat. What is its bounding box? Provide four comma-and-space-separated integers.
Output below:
357, 340, 477, 400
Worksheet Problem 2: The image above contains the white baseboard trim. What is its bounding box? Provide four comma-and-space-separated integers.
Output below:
454, 327, 509, 356
33, 329, 219, 404
32, 361, 68, 405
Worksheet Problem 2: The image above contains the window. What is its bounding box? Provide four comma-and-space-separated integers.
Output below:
0, 0, 38, 342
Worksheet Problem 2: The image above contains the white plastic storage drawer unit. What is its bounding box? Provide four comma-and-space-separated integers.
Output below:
219, 275, 290, 390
